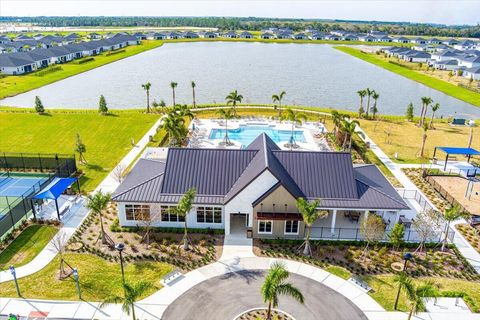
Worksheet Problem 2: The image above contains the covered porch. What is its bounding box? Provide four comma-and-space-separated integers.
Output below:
310, 209, 400, 240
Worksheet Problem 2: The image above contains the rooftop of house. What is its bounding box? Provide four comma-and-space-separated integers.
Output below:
112, 134, 408, 210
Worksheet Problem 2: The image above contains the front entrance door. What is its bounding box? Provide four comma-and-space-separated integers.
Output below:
230, 213, 248, 236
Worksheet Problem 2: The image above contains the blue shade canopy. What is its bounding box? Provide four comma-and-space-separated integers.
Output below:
33, 177, 77, 200
436, 147, 480, 156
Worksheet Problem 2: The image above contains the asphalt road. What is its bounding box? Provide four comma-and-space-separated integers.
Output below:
162, 270, 368, 320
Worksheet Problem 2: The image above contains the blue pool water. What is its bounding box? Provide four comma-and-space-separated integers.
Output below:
209, 126, 306, 146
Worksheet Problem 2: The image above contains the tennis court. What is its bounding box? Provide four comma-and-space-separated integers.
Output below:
0, 172, 50, 211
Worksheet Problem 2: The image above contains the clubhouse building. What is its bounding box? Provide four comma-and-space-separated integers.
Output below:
112, 134, 410, 239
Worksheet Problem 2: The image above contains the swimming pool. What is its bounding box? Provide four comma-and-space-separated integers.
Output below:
209, 126, 306, 147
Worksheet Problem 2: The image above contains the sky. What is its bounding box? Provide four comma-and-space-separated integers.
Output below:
1, 0, 479, 26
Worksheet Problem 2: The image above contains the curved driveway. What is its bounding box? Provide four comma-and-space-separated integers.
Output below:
162, 270, 368, 320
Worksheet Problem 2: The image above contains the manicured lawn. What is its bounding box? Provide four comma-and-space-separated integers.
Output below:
366, 274, 480, 312
0, 110, 160, 191
0, 224, 57, 269
334, 46, 480, 107
0, 253, 173, 301
0, 40, 165, 99
358, 119, 479, 163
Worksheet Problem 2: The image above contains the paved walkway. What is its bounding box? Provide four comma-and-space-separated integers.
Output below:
0, 116, 162, 283
356, 126, 480, 273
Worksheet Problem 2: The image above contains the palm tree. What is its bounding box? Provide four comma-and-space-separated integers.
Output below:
86, 191, 112, 245
365, 88, 374, 118
225, 90, 243, 117
169, 188, 196, 250
159, 111, 187, 146
174, 104, 194, 120
441, 205, 468, 251
419, 122, 428, 158
191, 81, 196, 108
331, 110, 343, 137
357, 90, 366, 118
429, 103, 440, 129
217, 108, 235, 146
141, 82, 151, 113
340, 119, 360, 151
170, 82, 178, 106
281, 109, 307, 150
403, 279, 437, 320
393, 271, 411, 310
100, 281, 152, 320
261, 262, 304, 320
419, 97, 433, 127
296, 198, 328, 256
272, 91, 286, 117
371, 92, 380, 119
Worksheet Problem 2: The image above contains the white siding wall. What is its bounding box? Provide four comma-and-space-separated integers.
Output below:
118, 202, 225, 229
224, 170, 278, 234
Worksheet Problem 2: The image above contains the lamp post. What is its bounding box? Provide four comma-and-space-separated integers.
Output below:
115, 243, 126, 285
9, 265, 21, 297
73, 268, 81, 300
394, 252, 413, 310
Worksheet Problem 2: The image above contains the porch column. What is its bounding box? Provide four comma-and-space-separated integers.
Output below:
330, 210, 337, 234
225, 212, 231, 235
364, 210, 369, 220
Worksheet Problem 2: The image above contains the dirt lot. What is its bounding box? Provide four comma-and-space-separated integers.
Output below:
430, 176, 480, 215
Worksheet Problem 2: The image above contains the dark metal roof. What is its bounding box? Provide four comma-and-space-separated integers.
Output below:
272, 149, 358, 199
112, 158, 166, 202
161, 148, 257, 196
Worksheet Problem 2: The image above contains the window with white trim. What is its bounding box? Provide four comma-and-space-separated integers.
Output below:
125, 204, 150, 221
160, 205, 185, 222
258, 220, 272, 234
196, 206, 222, 223
284, 220, 299, 234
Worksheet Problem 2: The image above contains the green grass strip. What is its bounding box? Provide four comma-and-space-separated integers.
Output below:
334, 46, 480, 107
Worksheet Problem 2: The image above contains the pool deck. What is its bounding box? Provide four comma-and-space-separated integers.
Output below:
188, 118, 330, 151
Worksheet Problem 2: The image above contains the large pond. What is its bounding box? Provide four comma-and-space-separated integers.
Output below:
2, 42, 479, 117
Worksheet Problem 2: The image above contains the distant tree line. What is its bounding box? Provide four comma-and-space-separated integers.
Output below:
2, 16, 480, 37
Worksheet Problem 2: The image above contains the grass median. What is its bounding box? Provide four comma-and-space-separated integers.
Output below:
0, 253, 173, 301
0, 224, 58, 269
334, 46, 480, 107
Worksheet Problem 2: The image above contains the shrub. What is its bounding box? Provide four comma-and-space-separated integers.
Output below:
76, 57, 94, 64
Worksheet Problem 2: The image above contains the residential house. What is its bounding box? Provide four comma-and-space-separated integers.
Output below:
457, 55, 480, 69
359, 35, 377, 42
330, 30, 347, 37
432, 59, 459, 71
442, 38, 459, 46
294, 33, 309, 40
239, 31, 253, 39
0, 54, 37, 74
183, 31, 199, 39
376, 35, 392, 42
464, 67, 480, 80
343, 34, 359, 41
276, 32, 292, 39
200, 31, 217, 39
411, 37, 427, 44
167, 32, 182, 39
404, 51, 431, 63
311, 32, 326, 40
223, 31, 237, 38
64, 33, 81, 43
0, 36, 11, 44
134, 32, 148, 40
146, 32, 167, 40
428, 38, 442, 45
88, 32, 102, 40
33, 33, 44, 40
325, 34, 341, 41
261, 33, 274, 39
14, 35, 33, 41
393, 37, 410, 43
112, 134, 409, 239
454, 40, 477, 51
